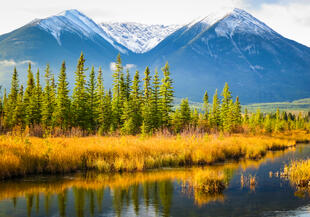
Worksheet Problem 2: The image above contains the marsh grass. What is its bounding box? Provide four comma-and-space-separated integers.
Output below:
283, 159, 310, 187
0, 132, 304, 179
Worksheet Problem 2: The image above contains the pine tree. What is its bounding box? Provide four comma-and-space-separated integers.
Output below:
12, 85, 25, 128
203, 90, 209, 120
171, 108, 182, 133
130, 71, 143, 134
210, 89, 220, 129
33, 69, 43, 125
121, 99, 135, 135
54, 61, 71, 130
141, 67, 153, 134
180, 98, 191, 129
275, 107, 280, 132
5, 68, 19, 128
111, 54, 124, 130
191, 109, 199, 127
150, 69, 161, 130
125, 69, 131, 101
159, 62, 174, 128
143, 67, 152, 102
221, 83, 232, 132
224, 99, 234, 133
103, 89, 113, 133
2, 89, 8, 128
9, 68, 19, 104
87, 66, 98, 130
264, 114, 272, 133
96, 67, 105, 131
233, 96, 242, 129
41, 65, 54, 128
72, 52, 88, 129
23, 63, 36, 126
244, 108, 249, 124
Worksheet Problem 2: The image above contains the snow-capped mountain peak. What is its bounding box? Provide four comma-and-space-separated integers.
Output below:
100, 22, 181, 53
211, 8, 276, 38
37, 9, 127, 53
185, 8, 276, 38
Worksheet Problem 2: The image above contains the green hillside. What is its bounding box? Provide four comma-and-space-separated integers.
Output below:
174, 98, 310, 114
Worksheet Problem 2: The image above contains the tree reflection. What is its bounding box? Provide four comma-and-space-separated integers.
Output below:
1, 165, 257, 217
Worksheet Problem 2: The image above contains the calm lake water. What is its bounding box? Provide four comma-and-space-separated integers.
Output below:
0, 145, 310, 217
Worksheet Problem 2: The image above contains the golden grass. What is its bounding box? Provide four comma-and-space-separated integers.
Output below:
273, 130, 310, 143
284, 159, 310, 187
0, 145, 300, 208
0, 132, 304, 179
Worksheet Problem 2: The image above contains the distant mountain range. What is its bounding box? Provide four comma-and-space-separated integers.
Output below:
0, 8, 310, 104
100, 22, 181, 53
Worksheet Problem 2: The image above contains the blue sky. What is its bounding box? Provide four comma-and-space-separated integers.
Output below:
0, 0, 309, 46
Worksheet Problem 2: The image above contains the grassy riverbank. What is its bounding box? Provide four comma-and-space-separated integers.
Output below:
1, 132, 307, 180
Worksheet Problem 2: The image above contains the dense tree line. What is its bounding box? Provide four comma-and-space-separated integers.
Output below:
0, 53, 309, 136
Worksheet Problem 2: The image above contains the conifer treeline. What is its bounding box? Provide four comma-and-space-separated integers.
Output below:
0, 53, 175, 136
0, 53, 309, 136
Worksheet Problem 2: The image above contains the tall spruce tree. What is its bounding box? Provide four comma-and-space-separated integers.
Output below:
221, 83, 232, 132
244, 108, 249, 124
150, 69, 161, 130
130, 71, 142, 134
72, 52, 88, 129
141, 67, 153, 133
12, 85, 25, 127
41, 65, 54, 128
103, 89, 113, 133
171, 108, 182, 133
191, 108, 199, 127
180, 98, 191, 129
33, 69, 43, 125
111, 54, 124, 130
203, 90, 209, 121
159, 62, 174, 128
96, 67, 105, 131
54, 61, 71, 130
121, 98, 135, 135
125, 69, 131, 101
210, 89, 221, 128
87, 66, 98, 130
5, 67, 19, 127
23, 63, 36, 126
233, 96, 242, 128
2, 89, 8, 128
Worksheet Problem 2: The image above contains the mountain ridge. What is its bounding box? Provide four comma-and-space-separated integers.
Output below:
0, 8, 310, 104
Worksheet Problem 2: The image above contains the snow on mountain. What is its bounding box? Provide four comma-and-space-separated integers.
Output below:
100, 22, 181, 53
37, 9, 127, 53
213, 8, 276, 38
184, 8, 276, 38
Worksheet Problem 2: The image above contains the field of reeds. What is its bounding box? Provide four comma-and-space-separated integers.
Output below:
0, 132, 307, 180
283, 159, 310, 187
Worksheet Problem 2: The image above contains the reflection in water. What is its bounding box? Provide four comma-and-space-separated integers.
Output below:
0, 146, 309, 217
0, 167, 233, 217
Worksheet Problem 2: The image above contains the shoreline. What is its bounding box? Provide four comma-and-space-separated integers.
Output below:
0, 131, 309, 180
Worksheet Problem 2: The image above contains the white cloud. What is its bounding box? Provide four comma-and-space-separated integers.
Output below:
109, 62, 116, 71
110, 62, 136, 71
124, 64, 136, 70
0, 59, 35, 67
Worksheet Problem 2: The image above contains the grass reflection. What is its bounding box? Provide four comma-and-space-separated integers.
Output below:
0, 147, 296, 217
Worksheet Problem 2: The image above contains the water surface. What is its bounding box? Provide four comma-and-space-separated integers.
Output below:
0, 144, 310, 217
